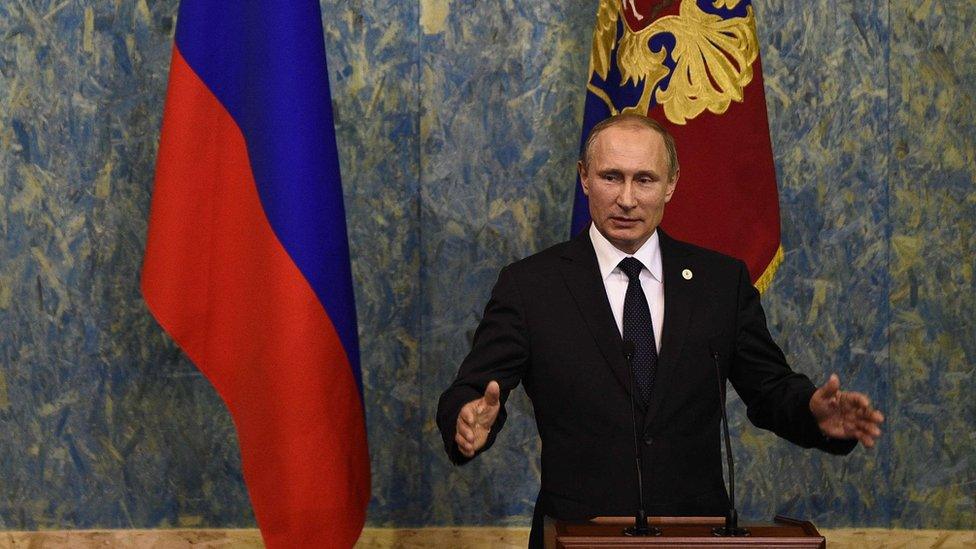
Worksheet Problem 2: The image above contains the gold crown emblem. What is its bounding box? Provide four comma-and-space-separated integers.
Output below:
588, 0, 759, 125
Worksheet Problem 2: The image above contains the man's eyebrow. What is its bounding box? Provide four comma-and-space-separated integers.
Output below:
633, 170, 660, 179
597, 168, 660, 178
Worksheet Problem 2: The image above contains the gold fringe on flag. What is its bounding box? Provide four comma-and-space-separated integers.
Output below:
754, 244, 784, 294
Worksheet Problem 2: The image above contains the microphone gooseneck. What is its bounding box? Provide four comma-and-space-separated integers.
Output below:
711, 350, 750, 537
621, 340, 660, 537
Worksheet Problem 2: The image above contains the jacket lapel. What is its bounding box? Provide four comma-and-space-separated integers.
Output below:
644, 229, 698, 428
558, 231, 640, 407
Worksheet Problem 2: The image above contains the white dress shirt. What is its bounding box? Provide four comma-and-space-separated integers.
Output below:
589, 223, 664, 352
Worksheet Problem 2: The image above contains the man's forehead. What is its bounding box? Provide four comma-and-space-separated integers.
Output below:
591, 127, 666, 160
592, 124, 663, 150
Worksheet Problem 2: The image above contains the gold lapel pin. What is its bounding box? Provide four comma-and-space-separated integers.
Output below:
682, 268, 693, 280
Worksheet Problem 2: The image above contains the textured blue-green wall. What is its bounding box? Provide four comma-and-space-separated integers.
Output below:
0, 0, 972, 531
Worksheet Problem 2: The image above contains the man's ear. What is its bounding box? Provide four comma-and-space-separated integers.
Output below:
664, 169, 679, 203
578, 160, 590, 196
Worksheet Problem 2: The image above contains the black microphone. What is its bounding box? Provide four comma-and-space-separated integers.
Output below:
711, 349, 749, 537
621, 340, 660, 537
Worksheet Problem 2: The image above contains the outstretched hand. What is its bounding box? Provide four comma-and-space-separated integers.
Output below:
455, 381, 501, 458
810, 374, 884, 448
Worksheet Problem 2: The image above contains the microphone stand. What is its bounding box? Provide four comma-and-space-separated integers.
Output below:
711, 350, 750, 537
621, 340, 661, 537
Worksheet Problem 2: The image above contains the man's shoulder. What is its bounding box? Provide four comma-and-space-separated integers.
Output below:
663, 232, 744, 266
482, 239, 577, 301
660, 231, 751, 287
502, 237, 578, 275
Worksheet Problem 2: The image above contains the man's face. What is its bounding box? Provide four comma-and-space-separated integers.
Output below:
578, 124, 678, 254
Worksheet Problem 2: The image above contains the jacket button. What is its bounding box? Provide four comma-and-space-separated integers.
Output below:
644, 437, 654, 446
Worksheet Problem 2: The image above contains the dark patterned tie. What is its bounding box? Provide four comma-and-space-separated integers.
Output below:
618, 257, 657, 407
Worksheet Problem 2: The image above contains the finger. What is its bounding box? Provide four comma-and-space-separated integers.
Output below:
844, 416, 874, 437
816, 374, 841, 401
850, 424, 870, 440
854, 418, 882, 437
841, 391, 871, 410
851, 420, 882, 446
460, 406, 477, 425
484, 381, 501, 407
860, 430, 878, 448
848, 402, 885, 427
455, 434, 474, 456
457, 422, 475, 443
826, 373, 841, 394
850, 405, 879, 420
856, 408, 879, 424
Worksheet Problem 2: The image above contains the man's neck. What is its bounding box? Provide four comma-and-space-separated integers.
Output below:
589, 223, 663, 283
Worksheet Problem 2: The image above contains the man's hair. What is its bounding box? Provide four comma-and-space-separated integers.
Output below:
579, 113, 679, 180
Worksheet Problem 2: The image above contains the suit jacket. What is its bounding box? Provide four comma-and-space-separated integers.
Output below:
437, 229, 854, 522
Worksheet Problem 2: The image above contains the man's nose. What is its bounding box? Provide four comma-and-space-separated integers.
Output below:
617, 180, 637, 209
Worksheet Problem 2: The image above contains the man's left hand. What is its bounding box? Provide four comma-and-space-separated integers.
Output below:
810, 374, 884, 448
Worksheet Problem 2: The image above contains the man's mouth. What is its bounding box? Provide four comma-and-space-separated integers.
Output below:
610, 216, 640, 225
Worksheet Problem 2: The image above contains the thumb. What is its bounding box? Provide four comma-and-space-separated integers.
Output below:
483, 381, 501, 407
818, 373, 841, 400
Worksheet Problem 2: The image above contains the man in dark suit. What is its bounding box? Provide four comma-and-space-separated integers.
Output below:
436, 114, 884, 546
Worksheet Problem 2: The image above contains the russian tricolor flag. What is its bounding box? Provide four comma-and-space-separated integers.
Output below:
141, 1, 370, 546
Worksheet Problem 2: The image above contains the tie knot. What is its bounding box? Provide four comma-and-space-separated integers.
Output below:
618, 257, 645, 282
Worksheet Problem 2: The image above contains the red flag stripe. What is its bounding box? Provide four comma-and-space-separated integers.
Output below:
141, 48, 369, 547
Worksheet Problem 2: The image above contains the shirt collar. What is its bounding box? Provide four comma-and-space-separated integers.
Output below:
589, 223, 663, 283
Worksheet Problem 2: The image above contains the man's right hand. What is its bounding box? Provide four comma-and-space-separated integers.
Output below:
455, 381, 501, 458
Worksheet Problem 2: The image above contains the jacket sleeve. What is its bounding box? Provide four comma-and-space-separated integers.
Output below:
436, 264, 531, 465
728, 260, 856, 455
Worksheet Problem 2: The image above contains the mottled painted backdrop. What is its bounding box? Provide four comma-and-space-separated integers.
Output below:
0, 0, 972, 531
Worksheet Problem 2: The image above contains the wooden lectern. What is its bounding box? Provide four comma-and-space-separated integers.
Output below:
545, 515, 825, 548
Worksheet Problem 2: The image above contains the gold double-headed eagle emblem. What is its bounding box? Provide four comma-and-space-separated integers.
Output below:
589, 0, 759, 125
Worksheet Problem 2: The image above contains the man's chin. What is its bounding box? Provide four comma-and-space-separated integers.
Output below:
605, 231, 649, 254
